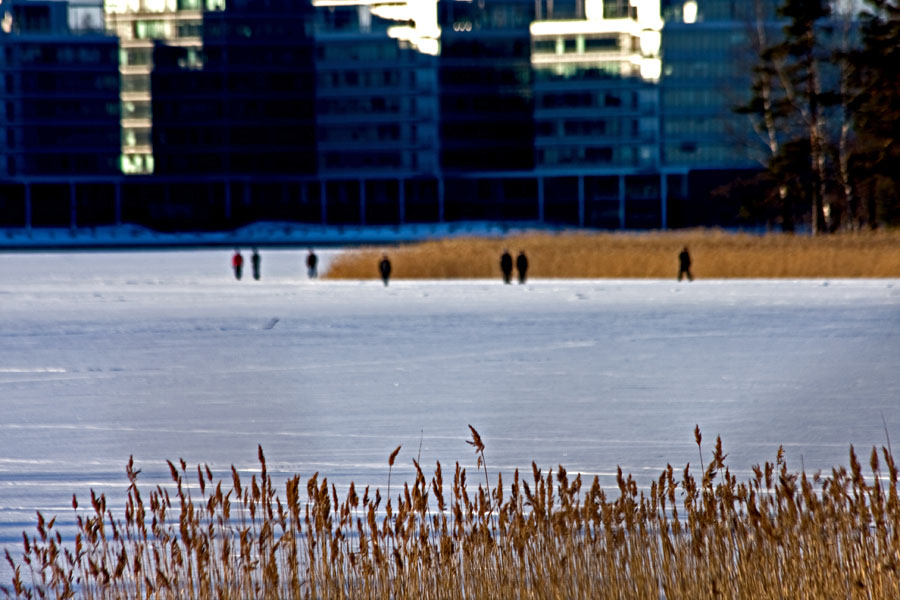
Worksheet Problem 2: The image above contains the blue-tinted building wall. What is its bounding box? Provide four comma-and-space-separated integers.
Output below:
438, 0, 535, 172
0, 0, 120, 178
1, 0, 824, 234
315, 7, 438, 177
151, 0, 317, 177
659, 0, 783, 226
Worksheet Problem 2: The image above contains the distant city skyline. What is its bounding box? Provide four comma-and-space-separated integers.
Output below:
1, 0, 879, 233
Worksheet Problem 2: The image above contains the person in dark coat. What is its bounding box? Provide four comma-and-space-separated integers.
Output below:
306, 249, 318, 279
251, 248, 261, 281
678, 246, 693, 281
232, 249, 244, 281
379, 255, 392, 286
516, 251, 528, 284
500, 249, 513, 284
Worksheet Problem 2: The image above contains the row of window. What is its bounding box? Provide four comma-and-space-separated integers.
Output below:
533, 63, 637, 81
202, 19, 310, 41
11, 73, 119, 93
1, 153, 119, 177
3, 44, 115, 66
105, 0, 223, 14
662, 60, 749, 81
536, 118, 642, 138
442, 94, 532, 114
661, 30, 749, 55
532, 35, 635, 55
440, 67, 530, 87
152, 100, 315, 121
13, 100, 120, 120
318, 123, 437, 144
318, 69, 416, 90
317, 42, 403, 63
318, 96, 436, 117
663, 116, 736, 136
155, 125, 312, 147
151, 72, 314, 95
662, 142, 750, 164
538, 90, 637, 110
318, 123, 403, 143
202, 46, 314, 68
321, 150, 429, 171
537, 144, 653, 167
16, 126, 119, 147
661, 88, 736, 109
602, 0, 636, 20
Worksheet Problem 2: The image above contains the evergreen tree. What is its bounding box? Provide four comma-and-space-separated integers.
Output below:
851, 0, 900, 227
775, 0, 832, 234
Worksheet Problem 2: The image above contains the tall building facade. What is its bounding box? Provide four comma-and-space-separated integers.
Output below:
151, 0, 317, 176
0, 0, 120, 177
315, 5, 438, 177
4, 0, 823, 233
438, 0, 536, 172
659, 0, 782, 224
104, 0, 213, 174
531, 0, 661, 171
660, 0, 783, 170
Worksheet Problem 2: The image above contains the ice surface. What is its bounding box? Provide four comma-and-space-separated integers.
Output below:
1, 249, 899, 581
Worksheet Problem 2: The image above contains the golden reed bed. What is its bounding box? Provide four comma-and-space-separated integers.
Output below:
5, 427, 900, 599
324, 230, 900, 279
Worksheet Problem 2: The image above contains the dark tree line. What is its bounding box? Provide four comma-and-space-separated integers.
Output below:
737, 0, 900, 233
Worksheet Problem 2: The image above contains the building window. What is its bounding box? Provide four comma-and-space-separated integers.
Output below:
533, 39, 556, 54
584, 36, 618, 52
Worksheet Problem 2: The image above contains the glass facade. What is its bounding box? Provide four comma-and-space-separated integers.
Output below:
104, 0, 209, 174
150, 0, 316, 175
2, 0, 830, 232
315, 7, 438, 176
659, 1, 781, 169
438, 0, 536, 172
0, 1, 121, 177
530, 3, 661, 171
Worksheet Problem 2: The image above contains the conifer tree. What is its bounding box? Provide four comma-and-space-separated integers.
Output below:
851, 0, 900, 227
775, 0, 832, 234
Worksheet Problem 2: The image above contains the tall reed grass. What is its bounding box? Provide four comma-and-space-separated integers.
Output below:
325, 230, 900, 279
5, 427, 900, 599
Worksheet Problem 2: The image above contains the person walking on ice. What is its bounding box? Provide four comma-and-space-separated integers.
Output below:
232, 249, 244, 280
500, 249, 513, 284
379, 255, 392, 286
678, 246, 693, 281
306, 249, 318, 279
516, 251, 528, 284
251, 248, 261, 281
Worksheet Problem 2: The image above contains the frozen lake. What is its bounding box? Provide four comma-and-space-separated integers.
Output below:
1, 249, 899, 580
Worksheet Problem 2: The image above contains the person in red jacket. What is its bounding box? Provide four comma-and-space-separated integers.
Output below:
232, 249, 244, 280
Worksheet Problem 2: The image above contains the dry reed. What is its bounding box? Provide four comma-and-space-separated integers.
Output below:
5, 427, 900, 599
324, 229, 900, 279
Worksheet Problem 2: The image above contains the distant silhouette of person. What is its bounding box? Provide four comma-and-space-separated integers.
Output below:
379, 255, 392, 286
306, 249, 318, 279
251, 248, 261, 281
678, 246, 693, 281
516, 251, 528, 284
500, 249, 513, 284
232, 249, 244, 281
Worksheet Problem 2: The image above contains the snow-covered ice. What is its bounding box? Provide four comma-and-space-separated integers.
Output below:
1, 249, 899, 580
